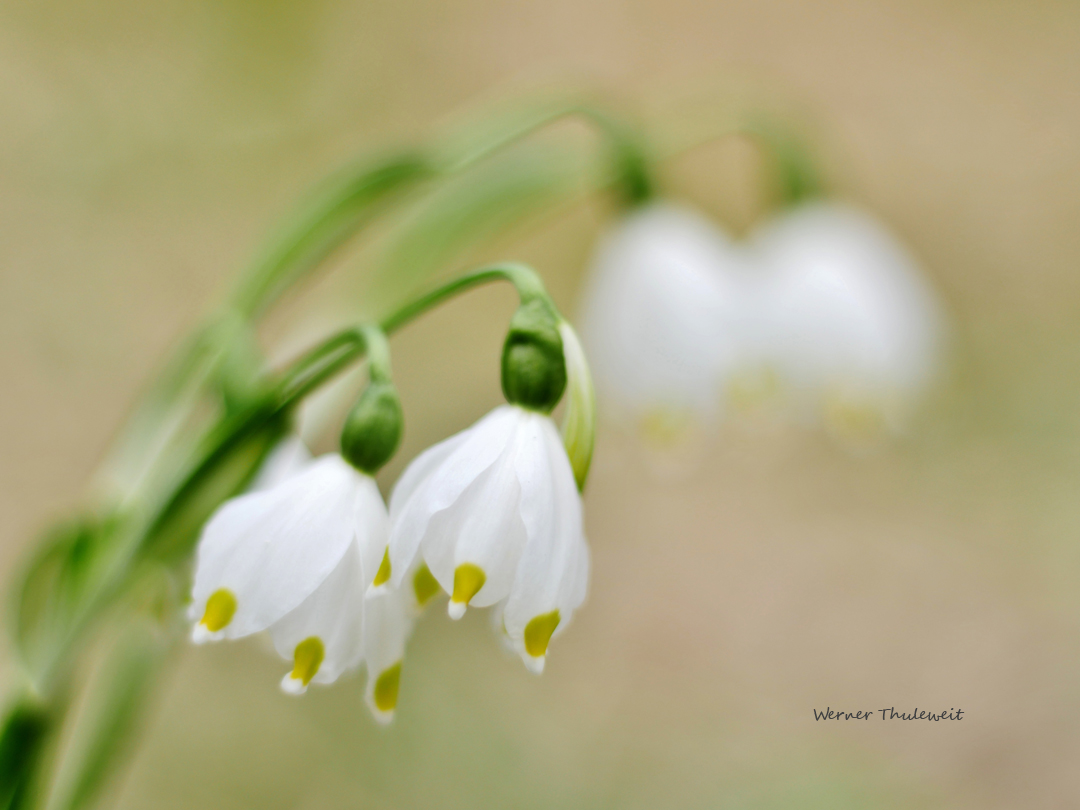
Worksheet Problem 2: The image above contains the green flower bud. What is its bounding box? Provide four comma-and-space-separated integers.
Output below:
501, 299, 567, 413
340, 381, 404, 474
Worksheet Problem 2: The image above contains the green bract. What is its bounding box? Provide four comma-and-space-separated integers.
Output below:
501, 298, 567, 413
340, 382, 404, 475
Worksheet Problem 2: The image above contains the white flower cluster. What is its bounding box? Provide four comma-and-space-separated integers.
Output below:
188, 325, 592, 724
579, 200, 945, 445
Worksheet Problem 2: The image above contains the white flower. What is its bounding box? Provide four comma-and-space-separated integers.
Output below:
189, 454, 390, 696
388, 404, 589, 674
751, 202, 945, 437
577, 202, 758, 432
578, 197, 946, 446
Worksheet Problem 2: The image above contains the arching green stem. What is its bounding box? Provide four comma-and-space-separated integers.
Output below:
662, 113, 824, 208
359, 324, 394, 385
229, 155, 436, 320
439, 100, 653, 205
232, 98, 652, 320
380, 263, 550, 335
135, 265, 549, 560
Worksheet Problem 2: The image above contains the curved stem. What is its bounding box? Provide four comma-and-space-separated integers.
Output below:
232, 98, 652, 321
278, 264, 547, 405
359, 325, 393, 385
738, 117, 823, 205
380, 263, 546, 335
101, 97, 651, 512
274, 330, 365, 404
230, 155, 436, 319
139, 263, 552, 562
440, 100, 653, 204
661, 113, 823, 207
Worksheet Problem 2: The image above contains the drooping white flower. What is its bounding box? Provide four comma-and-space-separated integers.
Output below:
751, 202, 945, 438
577, 202, 759, 434
189, 454, 388, 695
388, 404, 589, 674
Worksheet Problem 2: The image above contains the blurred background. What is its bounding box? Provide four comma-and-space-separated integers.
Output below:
2, 0, 1080, 808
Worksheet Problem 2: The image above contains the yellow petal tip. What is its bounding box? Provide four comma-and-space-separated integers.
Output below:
523, 609, 560, 659
450, 563, 486, 608
412, 563, 441, 608
199, 588, 237, 633
290, 636, 325, 687
372, 662, 402, 716
372, 548, 392, 588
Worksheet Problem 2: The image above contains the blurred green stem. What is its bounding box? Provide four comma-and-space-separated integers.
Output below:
0, 699, 51, 810
43, 617, 174, 810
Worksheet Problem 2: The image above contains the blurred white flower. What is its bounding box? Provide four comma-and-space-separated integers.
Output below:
751, 202, 945, 441
577, 198, 946, 447
577, 202, 758, 438
388, 404, 589, 674
189, 454, 388, 696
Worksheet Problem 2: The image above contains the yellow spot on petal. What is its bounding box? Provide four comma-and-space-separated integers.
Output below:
200, 589, 237, 632
373, 548, 392, 587
291, 637, 325, 686
823, 390, 888, 451
412, 563, 441, 607
373, 662, 402, 713
639, 409, 694, 448
451, 563, 485, 606
524, 610, 561, 658
726, 366, 783, 415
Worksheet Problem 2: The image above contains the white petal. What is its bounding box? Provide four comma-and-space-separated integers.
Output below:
511, 413, 559, 566
503, 415, 590, 671
565, 529, 591, 617
488, 599, 517, 655
412, 408, 552, 614
388, 430, 471, 521
385, 429, 470, 581
353, 474, 390, 589
190, 455, 363, 638
270, 539, 366, 692
387, 406, 519, 587
362, 587, 414, 724
247, 436, 313, 492
421, 436, 528, 611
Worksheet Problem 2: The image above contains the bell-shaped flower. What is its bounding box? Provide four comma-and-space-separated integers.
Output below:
751, 202, 945, 439
388, 404, 589, 674
577, 202, 759, 436
189, 453, 388, 695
